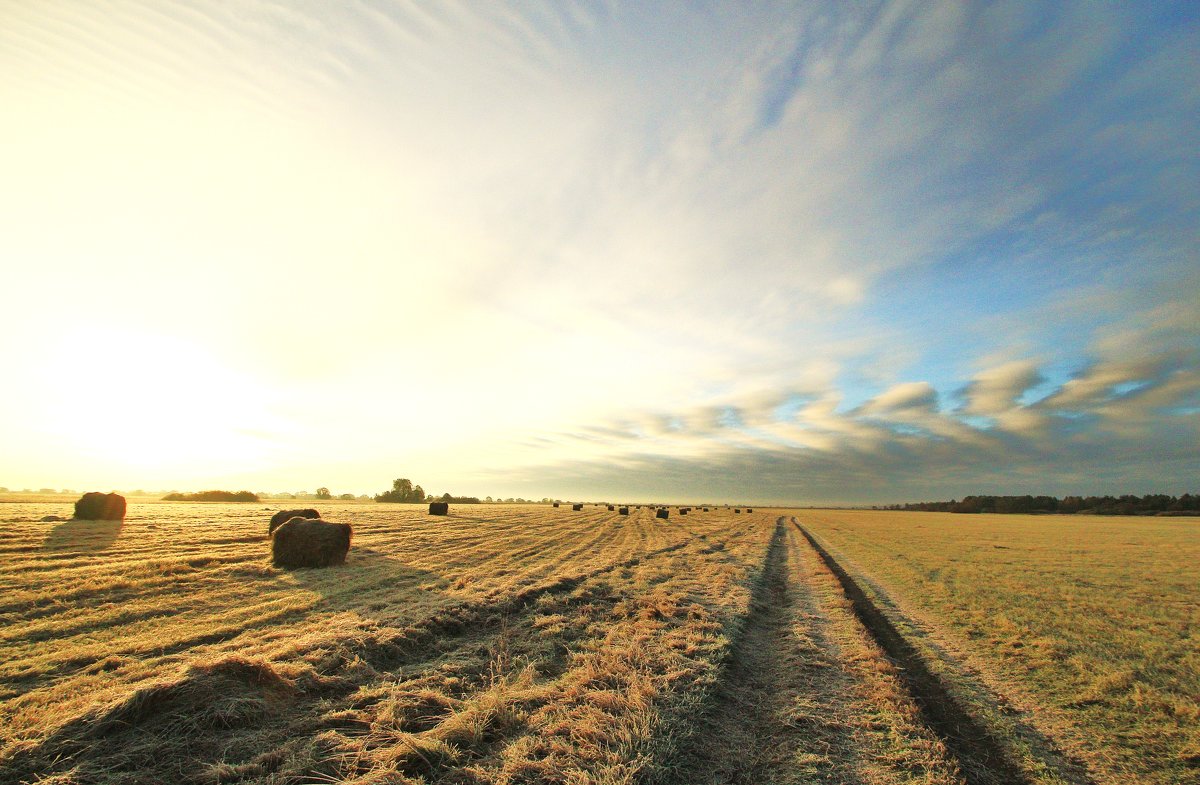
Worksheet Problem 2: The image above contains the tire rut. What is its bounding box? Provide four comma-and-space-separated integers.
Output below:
793, 519, 1074, 785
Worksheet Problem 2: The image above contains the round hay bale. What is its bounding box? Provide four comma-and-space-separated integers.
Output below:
746, 508, 753, 513
572, 503, 583, 511
552, 502, 560, 507
429, 501, 449, 515
271, 518, 350, 568
618, 506, 629, 515
734, 508, 741, 513
74, 492, 126, 521
607, 505, 615, 511
680, 508, 688, 515
656, 508, 669, 520
269, 508, 320, 535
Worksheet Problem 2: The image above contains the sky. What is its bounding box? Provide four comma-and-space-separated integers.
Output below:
1, 1, 1197, 504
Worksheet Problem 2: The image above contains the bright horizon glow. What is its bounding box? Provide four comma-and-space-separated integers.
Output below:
1, 2, 1197, 504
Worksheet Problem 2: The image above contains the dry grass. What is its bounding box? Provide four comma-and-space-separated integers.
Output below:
8, 500, 1176, 784
800, 509, 1200, 785
1, 502, 778, 783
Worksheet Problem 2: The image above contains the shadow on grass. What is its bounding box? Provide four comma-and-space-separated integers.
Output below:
41, 518, 123, 553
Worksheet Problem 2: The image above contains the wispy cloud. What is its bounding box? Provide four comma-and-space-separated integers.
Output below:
0, 2, 1195, 498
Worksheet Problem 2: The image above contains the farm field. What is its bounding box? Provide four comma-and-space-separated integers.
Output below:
0, 501, 973, 785
799, 509, 1200, 785
0, 501, 1191, 784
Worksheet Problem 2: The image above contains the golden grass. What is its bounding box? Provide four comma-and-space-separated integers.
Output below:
1, 502, 780, 783
800, 509, 1200, 785
10, 501, 1180, 784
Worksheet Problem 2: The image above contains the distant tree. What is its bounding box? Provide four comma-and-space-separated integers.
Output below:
375, 478, 426, 503
0, 487, 8, 493
316, 487, 332, 500
339, 493, 356, 500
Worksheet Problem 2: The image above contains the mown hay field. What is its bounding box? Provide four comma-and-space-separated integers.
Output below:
800, 509, 1200, 785
1, 501, 981, 785
2, 501, 1192, 785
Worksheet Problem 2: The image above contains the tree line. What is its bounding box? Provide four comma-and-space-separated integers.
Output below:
883, 493, 1199, 515
374, 478, 480, 504
162, 490, 260, 502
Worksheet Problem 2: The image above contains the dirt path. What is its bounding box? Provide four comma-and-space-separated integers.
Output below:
661, 518, 862, 784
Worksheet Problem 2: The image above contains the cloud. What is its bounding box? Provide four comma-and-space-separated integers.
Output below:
0, 2, 1195, 498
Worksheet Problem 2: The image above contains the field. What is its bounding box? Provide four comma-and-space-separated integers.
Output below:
801, 510, 1200, 785
0, 501, 1195, 784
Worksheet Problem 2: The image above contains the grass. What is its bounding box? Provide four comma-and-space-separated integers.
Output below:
3, 500, 1191, 784
2, 502, 777, 784
799, 509, 1200, 785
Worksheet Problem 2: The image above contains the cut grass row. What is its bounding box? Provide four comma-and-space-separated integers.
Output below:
1, 502, 1017, 785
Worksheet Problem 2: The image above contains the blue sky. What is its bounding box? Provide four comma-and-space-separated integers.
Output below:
0, 1, 1197, 503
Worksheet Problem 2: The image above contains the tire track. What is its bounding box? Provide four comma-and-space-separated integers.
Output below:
794, 519, 1051, 785
657, 518, 860, 784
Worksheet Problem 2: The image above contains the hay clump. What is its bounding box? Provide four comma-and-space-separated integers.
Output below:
271, 518, 351, 568
269, 508, 320, 535
73, 492, 126, 521
429, 501, 449, 515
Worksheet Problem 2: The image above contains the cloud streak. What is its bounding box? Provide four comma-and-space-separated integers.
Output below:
0, 2, 1196, 499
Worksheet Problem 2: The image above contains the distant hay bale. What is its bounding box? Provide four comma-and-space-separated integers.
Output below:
656, 508, 669, 520
552, 502, 560, 507
747, 508, 753, 513
74, 492, 126, 521
271, 518, 350, 568
680, 508, 688, 515
40, 515, 67, 522
607, 505, 615, 511
703, 508, 709, 512
572, 503, 583, 511
429, 502, 449, 515
619, 507, 629, 515
269, 508, 320, 535
734, 508, 741, 513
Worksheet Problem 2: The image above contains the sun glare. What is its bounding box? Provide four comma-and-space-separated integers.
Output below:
41, 326, 279, 477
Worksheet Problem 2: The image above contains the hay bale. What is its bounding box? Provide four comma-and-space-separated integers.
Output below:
747, 508, 753, 513
271, 518, 350, 568
552, 502, 560, 507
619, 506, 629, 515
269, 508, 320, 535
572, 503, 583, 511
607, 505, 615, 511
429, 502, 449, 515
74, 492, 126, 521
703, 507, 709, 512
656, 508, 669, 520
734, 508, 741, 513
680, 508, 688, 515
